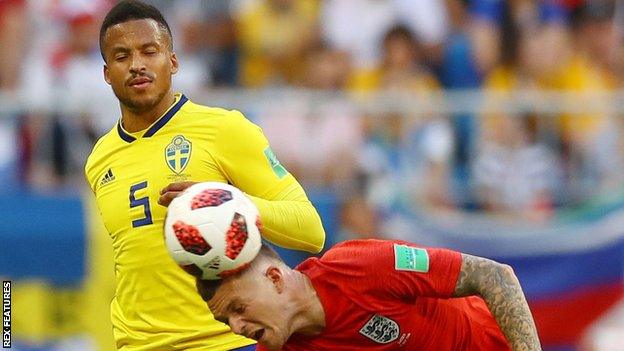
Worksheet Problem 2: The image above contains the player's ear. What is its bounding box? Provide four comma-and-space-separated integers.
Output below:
170, 52, 179, 75
265, 266, 284, 293
103, 64, 111, 85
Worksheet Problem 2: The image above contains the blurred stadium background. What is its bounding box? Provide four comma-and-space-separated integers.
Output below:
1, 0, 623, 350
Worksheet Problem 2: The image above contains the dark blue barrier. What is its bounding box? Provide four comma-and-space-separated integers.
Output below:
0, 192, 86, 286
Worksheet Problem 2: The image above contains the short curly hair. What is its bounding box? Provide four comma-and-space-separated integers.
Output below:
99, 0, 172, 61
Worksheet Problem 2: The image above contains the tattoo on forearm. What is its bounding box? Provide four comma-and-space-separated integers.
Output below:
454, 254, 542, 351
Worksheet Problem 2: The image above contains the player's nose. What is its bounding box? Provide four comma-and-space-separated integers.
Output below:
129, 55, 147, 73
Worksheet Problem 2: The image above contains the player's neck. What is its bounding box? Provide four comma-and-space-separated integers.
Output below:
290, 272, 325, 336
120, 92, 176, 133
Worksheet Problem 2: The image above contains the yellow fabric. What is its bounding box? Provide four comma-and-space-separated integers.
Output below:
348, 67, 440, 92
11, 281, 55, 342
84, 94, 325, 350
236, 0, 319, 86
485, 58, 614, 141
482, 65, 518, 132
10, 198, 117, 350
549, 55, 613, 141
83, 194, 117, 350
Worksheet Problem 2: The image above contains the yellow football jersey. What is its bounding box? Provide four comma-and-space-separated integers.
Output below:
85, 93, 325, 350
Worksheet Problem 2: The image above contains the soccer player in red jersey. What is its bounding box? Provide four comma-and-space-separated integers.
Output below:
196, 239, 542, 351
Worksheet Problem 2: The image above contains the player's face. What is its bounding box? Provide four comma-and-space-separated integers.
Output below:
102, 19, 178, 113
209, 271, 292, 351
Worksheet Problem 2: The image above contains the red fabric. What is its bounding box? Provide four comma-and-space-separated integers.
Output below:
531, 282, 624, 345
0, 0, 25, 26
260, 239, 510, 351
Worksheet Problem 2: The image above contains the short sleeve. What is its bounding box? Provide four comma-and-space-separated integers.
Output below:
213, 110, 296, 199
319, 240, 462, 302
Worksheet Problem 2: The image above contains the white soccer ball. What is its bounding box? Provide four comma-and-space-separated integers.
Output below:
164, 182, 262, 280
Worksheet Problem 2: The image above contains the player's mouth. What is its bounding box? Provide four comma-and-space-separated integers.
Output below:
128, 77, 153, 89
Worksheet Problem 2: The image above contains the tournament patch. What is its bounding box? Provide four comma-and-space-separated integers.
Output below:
393, 244, 429, 272
264, 147, 288, 179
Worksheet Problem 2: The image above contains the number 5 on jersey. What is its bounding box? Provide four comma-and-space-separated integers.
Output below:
130, 181, 153, 228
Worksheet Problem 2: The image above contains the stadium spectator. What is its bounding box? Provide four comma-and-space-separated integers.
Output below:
234, 0, 320, 87
196, 240, 542, 350
351, 25, 453, 212
474, 114, 561, 220
320, 0, 448, 74
0, 0, 27, 187
20, 0, 116, 188
166, 0, 239, 88
555, 1, 622, 199
349, 25, 438, 92
336, 196, 380, 242
0, 0, 27, 91
256, 44, 362, 190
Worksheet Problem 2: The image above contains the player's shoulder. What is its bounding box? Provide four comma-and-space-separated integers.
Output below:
84, 126, 119, 190
319, 239, 426, 268
85, 126, 118, 171
183, 99, 252, 127
323, 239, 396, 258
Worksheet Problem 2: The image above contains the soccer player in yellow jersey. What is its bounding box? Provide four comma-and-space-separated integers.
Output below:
84, 1, 325, 350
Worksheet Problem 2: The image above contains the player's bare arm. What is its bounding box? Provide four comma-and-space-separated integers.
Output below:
453, 254, 542, 351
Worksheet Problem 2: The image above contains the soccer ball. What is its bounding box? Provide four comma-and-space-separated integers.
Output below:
164, 182, 262, 280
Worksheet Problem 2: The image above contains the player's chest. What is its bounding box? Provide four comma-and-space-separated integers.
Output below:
300, 298, 421, 350
94, 134, 226, 234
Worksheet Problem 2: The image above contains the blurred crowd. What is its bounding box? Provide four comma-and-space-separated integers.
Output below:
1, 0, 624, 238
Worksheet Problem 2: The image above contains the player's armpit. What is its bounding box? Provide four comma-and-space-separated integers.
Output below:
453, 254, 542, 351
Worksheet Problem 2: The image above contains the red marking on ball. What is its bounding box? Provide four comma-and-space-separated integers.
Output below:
191, 189, 233, 209
225, 213, 249, 260
173, 221, 212, 255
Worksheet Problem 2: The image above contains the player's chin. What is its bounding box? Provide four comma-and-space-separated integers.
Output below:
124, 93, 159, 110
259, 330, 286, 351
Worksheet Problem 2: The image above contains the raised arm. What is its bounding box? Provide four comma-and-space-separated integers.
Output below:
453, 254, 542, 351
158, 110, 325, 253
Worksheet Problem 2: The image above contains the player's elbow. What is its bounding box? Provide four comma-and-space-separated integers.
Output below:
495, 262, 520, 287
305, 217, 326, 253
310, 228, 325, 254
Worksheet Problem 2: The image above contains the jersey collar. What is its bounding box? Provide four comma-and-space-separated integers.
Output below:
117, 93, 189, 143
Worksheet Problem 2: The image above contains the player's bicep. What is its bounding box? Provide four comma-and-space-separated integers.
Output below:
216, 111, 294, 198
388, 244, 462, 300
452, 253, 508, 298
332, 241, 462, 301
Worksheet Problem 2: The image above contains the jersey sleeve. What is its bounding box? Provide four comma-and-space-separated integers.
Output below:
320, 240, 462, 301
212, 111, 325, 253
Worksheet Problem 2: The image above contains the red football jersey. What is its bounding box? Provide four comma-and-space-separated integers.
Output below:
259, 239, 510, 351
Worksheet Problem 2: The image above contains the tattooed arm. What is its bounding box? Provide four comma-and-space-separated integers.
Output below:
453, 254, 542, 351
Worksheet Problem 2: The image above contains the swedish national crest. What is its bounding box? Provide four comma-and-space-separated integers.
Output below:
165, 135, 192, 174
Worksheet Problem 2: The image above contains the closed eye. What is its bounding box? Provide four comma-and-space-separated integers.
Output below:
234, 305, 246, 314
214, 315, 229, 325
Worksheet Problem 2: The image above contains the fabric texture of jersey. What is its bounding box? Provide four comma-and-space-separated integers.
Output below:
84, 94, 324, 350
261, 239, 510, 351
